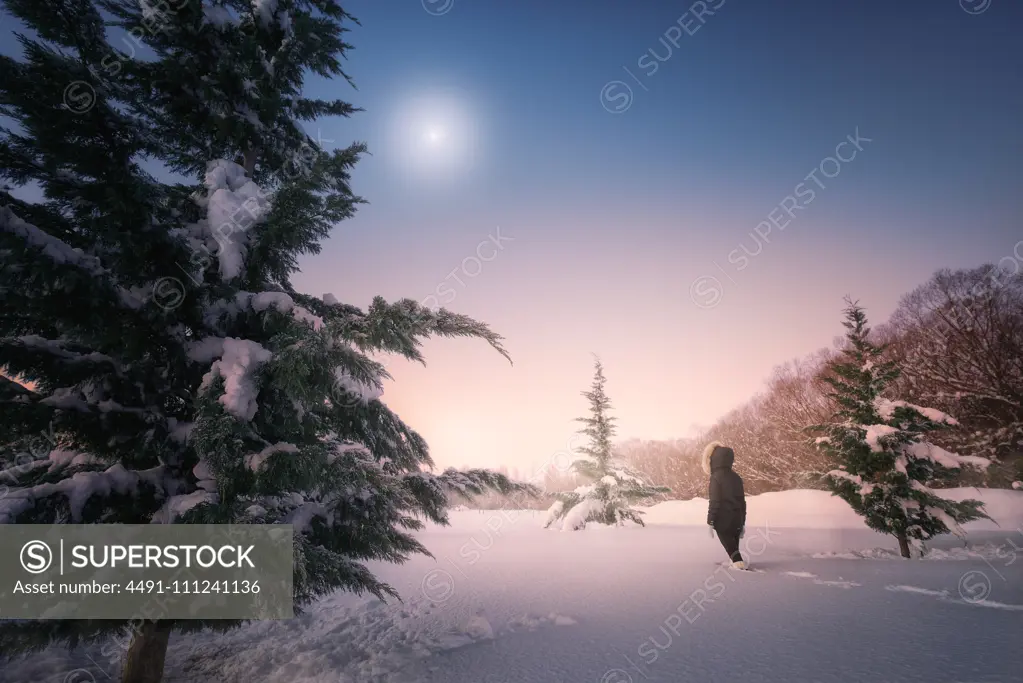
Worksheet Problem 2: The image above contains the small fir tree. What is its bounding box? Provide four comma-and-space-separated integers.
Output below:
812, 299, 990, 558
543, 358, 669, 530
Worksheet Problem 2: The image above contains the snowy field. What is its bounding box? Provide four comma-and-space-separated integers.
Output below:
3, 488, 1023, 683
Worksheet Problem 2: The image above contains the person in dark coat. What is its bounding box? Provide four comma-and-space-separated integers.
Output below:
702, 441, 747, 568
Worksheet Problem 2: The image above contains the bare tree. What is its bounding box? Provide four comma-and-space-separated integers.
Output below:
572, 266, 1022, 498
884, 266, 1023, 480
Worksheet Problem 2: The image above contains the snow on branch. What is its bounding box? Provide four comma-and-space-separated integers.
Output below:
245, 442, 299, 472
199, 160, 272, 281
284, 501, 331, 534
826, 469, 874, 496
904, 441, 990, 470
328, 442, 374, 464
542, 499, 566, 527
333, 366, 383, 404
1, 206, 106, 276
7, 336, 121, 372
609, 467, 645, 485
561, 497, 603, 531
0, 463, 170, 523
151, 490, 219, 524
874, 398, 958, 425
199, 337, 273, 420
202, 1, 240, 28
252, 0, 281, 27
0, 205, 145, 309
205, 291, 324, 333
922, 504, 968, 540
864, 424, 899, 452
34, 385, 152, 419
150, 456, 219, 524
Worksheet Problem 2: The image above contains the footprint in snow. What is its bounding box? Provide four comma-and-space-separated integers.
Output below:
814, 579, 861, 589
428, 610, 496, 652
885, 584, 1023, 611
885, 584, 949, 598
507, 613, 579, 632
783, 571, 861, 589
464, 611, 495, 640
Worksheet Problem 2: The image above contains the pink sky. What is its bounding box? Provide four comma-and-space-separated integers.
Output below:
293, 203, 1017, 476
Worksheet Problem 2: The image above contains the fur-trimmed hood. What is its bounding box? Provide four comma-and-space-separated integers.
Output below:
701, 441, 735, 475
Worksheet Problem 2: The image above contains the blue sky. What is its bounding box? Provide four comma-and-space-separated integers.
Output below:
292, 0, 1021, 299
3, 0, 1022, 471
323, 0, 1021, 209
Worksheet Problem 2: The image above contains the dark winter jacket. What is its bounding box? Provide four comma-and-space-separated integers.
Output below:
702, 442, 746, 530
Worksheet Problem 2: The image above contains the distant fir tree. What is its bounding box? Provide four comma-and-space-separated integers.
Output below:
543, 358, 669, 530
0, 1, 534, 681
812, 299, 990, 558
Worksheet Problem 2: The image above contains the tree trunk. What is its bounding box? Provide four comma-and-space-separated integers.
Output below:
896, 532, 911, 559
121, 620, 173, 683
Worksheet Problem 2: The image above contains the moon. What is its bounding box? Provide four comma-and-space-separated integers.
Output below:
388, 91, 480, 182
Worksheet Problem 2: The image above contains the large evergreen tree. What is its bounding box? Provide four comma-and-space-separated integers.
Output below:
0, 2, 533, 681
812, 300, 990, 558
543, 358, 668, 530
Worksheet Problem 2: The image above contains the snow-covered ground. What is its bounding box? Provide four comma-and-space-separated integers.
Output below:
4, 488, 1023, 683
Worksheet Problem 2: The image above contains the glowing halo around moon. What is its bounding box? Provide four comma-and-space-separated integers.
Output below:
387, 91, 481, 184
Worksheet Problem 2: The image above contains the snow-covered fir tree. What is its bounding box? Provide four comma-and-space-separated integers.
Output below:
812, 300, 990, 558
0, 2, 534, 681
543, 358, 668, 530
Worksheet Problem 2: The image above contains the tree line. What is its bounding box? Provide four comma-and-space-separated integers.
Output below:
619, 264, 1023, 498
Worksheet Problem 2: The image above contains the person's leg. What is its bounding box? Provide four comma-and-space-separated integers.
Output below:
715, 526, 731, 559
720, 527, 743, 563
727, 530, 743, 563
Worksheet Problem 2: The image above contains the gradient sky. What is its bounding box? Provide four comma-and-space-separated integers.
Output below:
3, 0, 1022, 476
